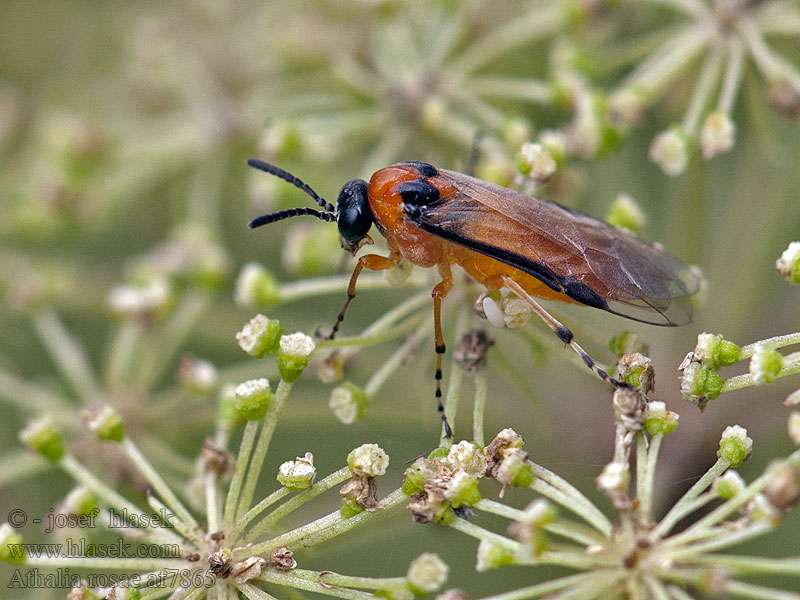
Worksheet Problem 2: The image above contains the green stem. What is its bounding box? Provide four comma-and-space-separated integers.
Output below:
722, 351, 800, 393
472, 371, 488, 447
223, 419, 259, 528
718, 37, 745, 113
682, 44, 724, 134
242, 467, 351, 542
236, 380, 293, 521
238, 489, 406, 560
256, 570, 377, 600
441, 306, 469, 446
32, 309, 101, 404
653, 457, 729, 538
475, 572, 614, 600
639, 432, 664, 520
364, 320, 430, 398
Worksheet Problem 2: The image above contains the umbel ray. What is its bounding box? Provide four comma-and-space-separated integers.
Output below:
247, 158, 700, 437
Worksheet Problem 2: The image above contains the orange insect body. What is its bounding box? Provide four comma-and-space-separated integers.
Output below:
368, 164, 578, 304
247, 158, 700, 437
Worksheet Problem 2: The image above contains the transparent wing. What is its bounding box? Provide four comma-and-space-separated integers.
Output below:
410, 170, 700, 326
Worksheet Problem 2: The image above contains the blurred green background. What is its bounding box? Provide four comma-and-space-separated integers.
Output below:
1, 0, 800, 597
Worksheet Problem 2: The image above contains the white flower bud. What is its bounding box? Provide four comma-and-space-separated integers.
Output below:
788, 411, 800, 446
649, 128, 689, 176
277, 453, 316, 490
776, 241, 800, 284
700, 111, 735, 159
446, 441, 487, 476
407, 552, 449, 594
749, 345, 783, 385
518, 142, 556, 181
348, 443, 389, 477
596, 461, 628, 492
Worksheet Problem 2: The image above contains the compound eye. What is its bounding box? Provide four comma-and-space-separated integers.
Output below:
336, 179, 372, 243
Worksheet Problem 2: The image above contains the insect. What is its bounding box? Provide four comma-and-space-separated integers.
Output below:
247, 158, 700, 437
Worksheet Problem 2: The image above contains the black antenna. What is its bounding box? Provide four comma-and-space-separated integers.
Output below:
247, 158, 335, 213
248, 207, 335, 229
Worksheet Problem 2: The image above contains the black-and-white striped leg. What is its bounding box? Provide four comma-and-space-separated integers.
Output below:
500, 275, 624, 388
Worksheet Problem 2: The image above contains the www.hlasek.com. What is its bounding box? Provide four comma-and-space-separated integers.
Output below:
7, 538, 181, 561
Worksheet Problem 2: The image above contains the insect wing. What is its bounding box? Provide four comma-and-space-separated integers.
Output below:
411, 170, 700, 326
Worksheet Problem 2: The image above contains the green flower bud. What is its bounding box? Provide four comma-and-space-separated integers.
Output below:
475, 539, 515, 572
88, 405, 125, 443
236, 314, 283, 358
20, 416, 64, 462
235, 378, 273, 421
606, 193, 646, 233
680, 361, 724, 407
616, 353, 653, 390
712, 471, 746, 499
496, 448, 532, 488
428, 447, 450, 461
434, 504, 456, 525
277, 453, 316, 491
718, 425, 753, 468
776, 242, 800, 284
750, 345, 783, 385
407, 553, 449, 596
340, 496, 365, 518
329, 381, 369, 425
278, 332, 315, 383
348, 443, 389, 477
444, 472, 482, 508
64, 486, 97, 516
643, 401, 679, 436
0, 523, 25, 564
694, 333, 741, 370
234, 263, 281, 307
402, 458, 439, 496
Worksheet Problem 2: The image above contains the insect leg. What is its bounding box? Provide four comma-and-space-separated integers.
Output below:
465, 131, 484, 177
328, 253, 398, 340
500, 275, 622, 389
433, 264, 454, 438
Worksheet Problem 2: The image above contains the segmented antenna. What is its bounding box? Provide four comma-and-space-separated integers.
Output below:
248, 207, 336, 229
247, 158, 335, 213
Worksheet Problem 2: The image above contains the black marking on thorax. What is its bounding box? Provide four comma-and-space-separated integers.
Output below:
401, 161, 439, 178
397, 178, 440, 206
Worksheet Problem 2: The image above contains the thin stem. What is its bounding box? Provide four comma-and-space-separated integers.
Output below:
364, 320, 430, 398
25, 555, 193, 570
229, 486, 291, 544
472, 371, 488, 446
294, 569, 406, 592
722, 351, 800, 393
236, 380, 293, 521
739, 332, 800, 358
448, 516, 520, 551
32, 309, 101, 404
223, 420, 259, 528
739, 17, 800, 91
0, 451, 51, 487
60, 454, 182, 545
682, 44, 725, 133
105, 320, 145, 391
693, 553, 800, 575
0, 367, 71, 416
633, 0, 708, 18
639, 433, 665, 520
242, 467, 351, 542
314, 313, 426, 349
667, 520, 774, 560
441, 306, 469, 445
464, 76, 554, 104
529, 463, 613, 537
256, 570, 377, 600
238, 582, 279, 600
121, 437, 201, 543
134, 291, 211, 392
475, 572, 611, 600
239, 489, 406, 560
448, 5, 564, 76
278, 273, 426, 304
718, 36, 745, 113
653, 457, 729, 538
204, 470, 222, 533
